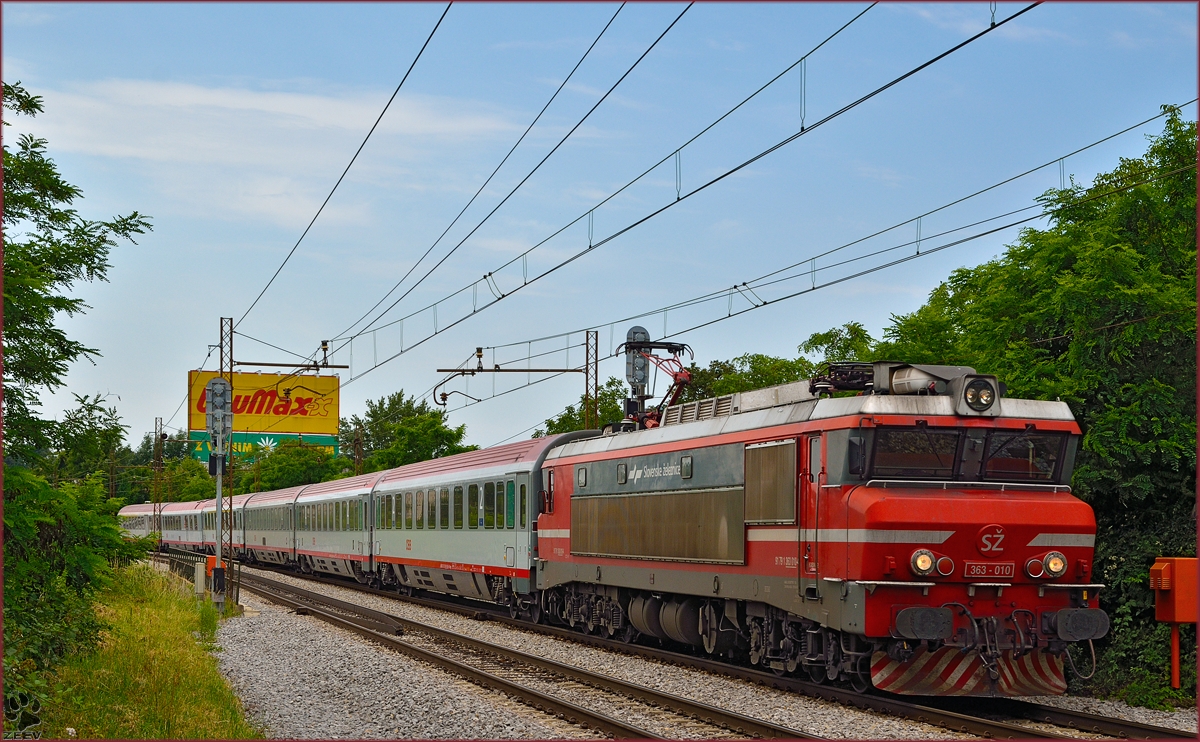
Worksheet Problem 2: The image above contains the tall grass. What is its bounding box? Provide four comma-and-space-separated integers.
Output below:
38, 564, 262, 739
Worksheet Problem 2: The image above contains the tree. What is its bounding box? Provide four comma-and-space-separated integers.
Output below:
2, 81, 153, 706
2, 81, 151, 463
865, 109, 1195, 705
256, 441, 336, 490
364, 413, 475, 471
680, 354, 815, 403
535, 378, 628, 436
339, 391, 438, 456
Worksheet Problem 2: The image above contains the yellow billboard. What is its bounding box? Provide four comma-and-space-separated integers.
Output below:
188, 371, 339, 436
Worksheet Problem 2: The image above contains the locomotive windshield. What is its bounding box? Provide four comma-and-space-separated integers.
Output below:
866, 426, 1068, 483
872, 428, 961, 478
981, 431, 1064, 481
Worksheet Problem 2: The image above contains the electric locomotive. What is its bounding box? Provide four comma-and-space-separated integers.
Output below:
120, 356, 1108, 698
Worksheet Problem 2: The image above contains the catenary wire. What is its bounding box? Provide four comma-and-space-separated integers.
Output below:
332, 2, 873, 345
235, 3, 452, 329
334, 2, 1040, 385
233, 330, 317, 362
331, 2, 694, 352
331, 3, 627, 343
476, 99, 1196, 351
432, 161, 1195, 422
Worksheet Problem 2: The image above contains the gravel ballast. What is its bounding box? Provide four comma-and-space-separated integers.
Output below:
239, 568, 976, 739
214, 591, 603, 739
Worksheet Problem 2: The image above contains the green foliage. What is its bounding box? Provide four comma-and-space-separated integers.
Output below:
3, 467, 152, 703
364, 412, 476, 471
39, 565, 262, 739
800, 321, 875, 362
2, 81, 151, 463
255, 441, 336, 490
862, 110, 1195, 705
535, 378, 629, 436
681, 354, 815, 403
335, 390, 476, 472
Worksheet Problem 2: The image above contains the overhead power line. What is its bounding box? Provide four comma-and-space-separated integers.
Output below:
236, 3, 453, 329
332, 2, 628, 344
483, 99, 1197, 352
334, 2, 1040, 386
332, 2, 694, 354
334, 2, 873, 346
431, 160, 1195, 420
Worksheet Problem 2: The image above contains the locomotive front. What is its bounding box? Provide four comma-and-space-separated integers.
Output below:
816, 363, 1109, 696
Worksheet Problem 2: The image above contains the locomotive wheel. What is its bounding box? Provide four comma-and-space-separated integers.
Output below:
618, 624, 638, 644
807, 663, 827, 684
850, 656, 873, 694
528, 603, 542, 625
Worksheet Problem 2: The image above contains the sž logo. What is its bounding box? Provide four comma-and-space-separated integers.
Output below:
976, 524, 1006, 557
4, 691, 42, 739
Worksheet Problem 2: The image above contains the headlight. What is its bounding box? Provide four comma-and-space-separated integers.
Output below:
964, 378, 996, 411
911, 549, 936, 577
1026, 558, 1046, 578
1043, 551, 1067, 578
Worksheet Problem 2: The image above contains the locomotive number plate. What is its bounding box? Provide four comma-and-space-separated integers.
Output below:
963, 561, 1015, 578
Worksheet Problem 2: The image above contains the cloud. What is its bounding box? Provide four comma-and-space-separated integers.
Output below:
5, 6, 55, 26
856, 163, 906, 187
894, 5, 1072, 43
8, 79, 519, 227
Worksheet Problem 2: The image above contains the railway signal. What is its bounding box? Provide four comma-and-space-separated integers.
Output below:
206, 374, 232, 612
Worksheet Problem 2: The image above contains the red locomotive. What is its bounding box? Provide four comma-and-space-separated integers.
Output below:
122, 346, 1109, 697
534, 356, 1108, 696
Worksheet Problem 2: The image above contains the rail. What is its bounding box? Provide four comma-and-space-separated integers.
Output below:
240, 572, 823, 740
241, 564, 1195, 741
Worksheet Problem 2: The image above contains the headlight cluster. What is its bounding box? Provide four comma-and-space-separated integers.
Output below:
964, 378, 996, 411
1026, 551, 1068, 579
909, 550, 955, 577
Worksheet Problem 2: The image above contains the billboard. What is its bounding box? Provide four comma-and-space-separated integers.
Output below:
188, 431, 338, 462
188, 370, 340, 437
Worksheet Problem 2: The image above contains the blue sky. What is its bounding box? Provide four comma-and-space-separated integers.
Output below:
4, 2, 1196, 447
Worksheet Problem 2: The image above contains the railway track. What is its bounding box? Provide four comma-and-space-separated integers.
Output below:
235, 562, 1194, 741
239, 571, 825, 740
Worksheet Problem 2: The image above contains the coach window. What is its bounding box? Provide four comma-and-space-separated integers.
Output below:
577, 467, 587, 488
468, 485, 480, 529
405, 492, 414, 529
617, 463, 627, 485
335, 502, 341, 531
545, 470, 555, 513
506, 481, 516, 529
453, 486, 464, 529
484, 482, 496, 529
495, 482, 505, 529
440, 489, 450, 529
519, 484, 528, 528
428, 489, 437, 529
416, 491, 425, 528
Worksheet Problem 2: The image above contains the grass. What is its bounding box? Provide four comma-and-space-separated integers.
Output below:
39, 564, 262, 739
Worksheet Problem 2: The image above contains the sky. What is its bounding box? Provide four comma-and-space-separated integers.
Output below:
3, 1, 1197, 448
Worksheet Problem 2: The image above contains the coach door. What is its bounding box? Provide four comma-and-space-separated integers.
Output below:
800, 434, 823, 598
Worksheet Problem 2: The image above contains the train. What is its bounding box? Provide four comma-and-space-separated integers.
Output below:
121, 359, 1110, 697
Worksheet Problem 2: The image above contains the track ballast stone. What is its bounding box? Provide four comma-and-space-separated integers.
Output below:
214, 591, 602, 739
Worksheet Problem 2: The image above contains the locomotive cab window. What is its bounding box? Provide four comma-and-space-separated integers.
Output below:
872, 427, 961, 479
983, 431, 1065, 481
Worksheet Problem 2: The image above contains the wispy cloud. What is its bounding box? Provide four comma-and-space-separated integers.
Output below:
9, 79, 519, 226
894, 4, 1073, 43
